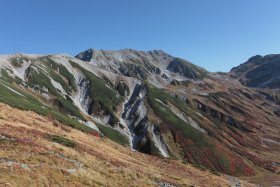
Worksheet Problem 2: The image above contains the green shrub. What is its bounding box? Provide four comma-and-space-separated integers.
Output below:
95, 123, 129, 146
46, 135, 76, 148
0, 69, 14, 83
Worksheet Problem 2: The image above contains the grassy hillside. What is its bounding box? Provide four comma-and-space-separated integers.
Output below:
146, 83, 254, 176
0, 60, 130, 148
0, 80, 92, 133
0, 102, 252, 187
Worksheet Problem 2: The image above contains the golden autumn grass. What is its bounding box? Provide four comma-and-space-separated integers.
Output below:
0, 103, 255, 187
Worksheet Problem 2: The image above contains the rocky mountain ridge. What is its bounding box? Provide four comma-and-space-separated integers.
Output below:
76, 48, 207, 81
230, 54, 280, 89
0, 49, 279, 186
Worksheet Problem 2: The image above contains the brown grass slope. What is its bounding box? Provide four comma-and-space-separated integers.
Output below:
0, 103, 254, 187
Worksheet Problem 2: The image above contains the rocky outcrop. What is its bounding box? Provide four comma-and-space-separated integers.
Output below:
121, 83, 169, 156
76, 49, 171, 79
121, 83, 148, 149
115, 81, 130, 97
76, 49, 207, 81
76, 76, 92, 113
196, 100, 252, 132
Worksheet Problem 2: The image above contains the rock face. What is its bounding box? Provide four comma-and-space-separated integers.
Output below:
76, 49, 170, 79
121, 83, 169, 156
230, 54, 280, 89
0, 50, 280, 179
77, 77, 91, 113
76, 48, 206, 81
121, 83, 150, 149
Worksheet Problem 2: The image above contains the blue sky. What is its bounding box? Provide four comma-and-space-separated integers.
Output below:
1, 0, 280, 72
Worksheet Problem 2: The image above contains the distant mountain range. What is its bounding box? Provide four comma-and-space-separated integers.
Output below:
230, 54, 280, 89
0, 49, 279, 186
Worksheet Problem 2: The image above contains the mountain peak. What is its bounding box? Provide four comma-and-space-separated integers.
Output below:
230, 53, 280, 88
75, 48, 206, 80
